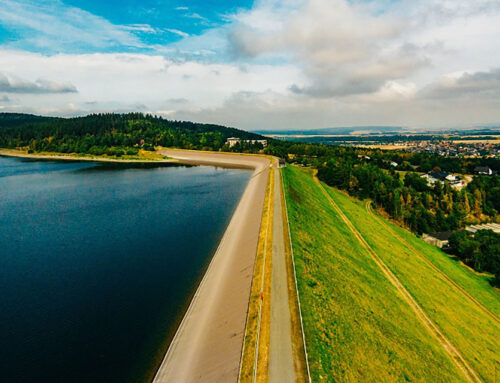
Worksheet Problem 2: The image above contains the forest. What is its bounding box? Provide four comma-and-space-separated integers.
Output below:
0, 113, 264, 156
448, 230, 500, 286
316, 158, 499, 234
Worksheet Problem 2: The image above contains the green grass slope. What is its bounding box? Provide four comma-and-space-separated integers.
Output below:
282, 165, 468, 382
379, 216, 500, 318
324, 185, 500, 382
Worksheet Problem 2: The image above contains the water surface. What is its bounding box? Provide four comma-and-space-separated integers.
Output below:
0, 156, 251, 383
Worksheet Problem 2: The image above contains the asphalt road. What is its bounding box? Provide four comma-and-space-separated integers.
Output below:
269, 164, 296, 382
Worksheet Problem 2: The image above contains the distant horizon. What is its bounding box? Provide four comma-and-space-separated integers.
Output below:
254, 125, 500, 134
2, 111, 500, 134
1, 1, 500, 130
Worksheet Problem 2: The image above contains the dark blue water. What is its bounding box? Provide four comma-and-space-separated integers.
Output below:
0, 156, 251, 383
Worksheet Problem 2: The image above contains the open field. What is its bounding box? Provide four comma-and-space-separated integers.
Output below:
282, 165, 500, 382
452, 140, 500, 144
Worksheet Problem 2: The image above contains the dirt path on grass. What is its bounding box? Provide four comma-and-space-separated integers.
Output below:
365, 201, 500, 326
313, 175, 482, 383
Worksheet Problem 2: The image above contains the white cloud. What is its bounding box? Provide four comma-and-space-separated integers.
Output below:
419, 68, 500, 99
0, 72, 77, 93
166, 29, 190, 38
0, 0, 141, 51
229, 0, 428, 97
182, 12, 212, 26
1, 0, 500, 129
0, 49, 301, 119
120, 24, 157, 34
184, 12, 208, 21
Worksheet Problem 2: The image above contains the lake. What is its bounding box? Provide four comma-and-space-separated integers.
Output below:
0, 156, 251, 383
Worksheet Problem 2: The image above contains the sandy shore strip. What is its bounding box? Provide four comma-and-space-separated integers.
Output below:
0, 149, 174, 163
153, 149, 271, 383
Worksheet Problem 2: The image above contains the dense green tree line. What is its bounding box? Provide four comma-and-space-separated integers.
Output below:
448, 230, 500, 286
265, 141, 498, 235
0, 113, 55, 128
264, 140, 498, 173
0, 113, 264, 155
316, 159, 498, 234
261, 142, 498, 234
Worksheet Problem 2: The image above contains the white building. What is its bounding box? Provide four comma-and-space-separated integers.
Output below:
226, 137, 267, 148
226, 137, 241, 147
474, 166, 493, 175
422, 232, 452, 248
466, 223, 500, 234
421, 171, 464, 188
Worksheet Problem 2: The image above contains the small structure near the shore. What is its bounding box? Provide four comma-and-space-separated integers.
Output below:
226, 137, 241, 147
421, 171, 465, 189
422, 231, 452, 248
278, 158, 286, 168
466, 223, 500, 234
474, 166, 493, 175
225, 137, 268, 148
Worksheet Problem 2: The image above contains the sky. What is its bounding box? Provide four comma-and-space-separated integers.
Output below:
0, 0, 499, 131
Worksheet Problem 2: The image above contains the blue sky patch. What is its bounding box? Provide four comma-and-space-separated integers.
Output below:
0, 0, 254, 53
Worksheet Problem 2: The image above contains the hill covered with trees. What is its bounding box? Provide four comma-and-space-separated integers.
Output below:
0, 113, 265, 156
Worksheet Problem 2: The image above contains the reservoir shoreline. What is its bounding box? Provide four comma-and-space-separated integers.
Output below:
0, 149, 175, 163
1, 147, 271, 382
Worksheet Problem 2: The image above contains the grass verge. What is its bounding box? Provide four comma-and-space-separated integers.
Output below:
239, 169, 274, 383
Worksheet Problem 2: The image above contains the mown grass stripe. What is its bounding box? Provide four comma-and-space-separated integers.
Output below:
365, 201, 500, 326
314, 176, 482, 383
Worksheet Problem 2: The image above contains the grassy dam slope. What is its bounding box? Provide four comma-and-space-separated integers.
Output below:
282, 165, 500, 382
